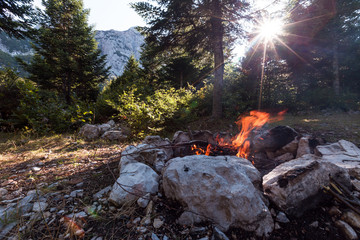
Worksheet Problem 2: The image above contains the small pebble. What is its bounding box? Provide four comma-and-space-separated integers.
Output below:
133, 217, 141, 224
70, 189, 84, 198
153, 218, 164, 229
32, 202, 48, 212
57, 209, 65, 215
276, 212, 290, 223
31, 167, 41, 172
137, 226, 147, 233
151, 233, 160, 240
275, 222, 281, 230
0, 188, 8, 198
310, 221, 319, 228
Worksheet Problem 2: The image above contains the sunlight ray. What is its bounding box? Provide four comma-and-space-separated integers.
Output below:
283, 13, 335, 28
258, 39, 268, 110
274, 36, 311, 67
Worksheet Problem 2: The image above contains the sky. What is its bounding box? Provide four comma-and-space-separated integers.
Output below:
32, 0, 285, 58
33, 0, 285, 32
33, 0, 145, 31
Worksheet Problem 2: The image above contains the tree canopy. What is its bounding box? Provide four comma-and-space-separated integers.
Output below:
133, 0, 251, 118
0, 0, 34, 38
21, 0, 110, 104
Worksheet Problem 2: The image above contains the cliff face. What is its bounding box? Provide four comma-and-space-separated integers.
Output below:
0, 28, 144, 76
95, 28, 144, 76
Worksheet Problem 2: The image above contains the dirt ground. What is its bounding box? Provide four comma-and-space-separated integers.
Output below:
1, 111, 360, 239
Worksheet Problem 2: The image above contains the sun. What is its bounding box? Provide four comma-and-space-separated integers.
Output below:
258, 18, 284, 40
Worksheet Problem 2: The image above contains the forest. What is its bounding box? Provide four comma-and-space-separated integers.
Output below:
2, 1, 360, 239
0, 0, 360, 138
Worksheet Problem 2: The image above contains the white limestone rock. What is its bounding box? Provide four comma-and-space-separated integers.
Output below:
109, 162, 159, 205
275, 153, 294, 163
119, 137, 173, 173
32, 202, 48, 212
101, 130, 127, 141
0, 188, 8, 199
316, 140, 360, 178
263, 157, 351, 216
296, 137, 311, 158
316, 140, 360, 157
162, 155, 274, 237
98, 123, 112, 135
79, 124, 100, 140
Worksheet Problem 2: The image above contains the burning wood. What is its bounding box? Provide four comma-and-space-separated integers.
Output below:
190, 110, 287, 158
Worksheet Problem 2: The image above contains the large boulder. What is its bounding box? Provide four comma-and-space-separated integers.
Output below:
296, 137, 311, 158
316, 140, 360, 178
120, 136, 173, 173
162, 155, 274, 237
316, 140, 360, 157
98, 123, 112, 135
101, 130, 127, 141
108, 161, 159, 205
79, 124, 100, 140
263, 156, 351, 216
252, 126, 299, 152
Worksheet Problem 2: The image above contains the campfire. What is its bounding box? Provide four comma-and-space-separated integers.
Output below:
107, 110, 360, 239
189, 110, 289, 171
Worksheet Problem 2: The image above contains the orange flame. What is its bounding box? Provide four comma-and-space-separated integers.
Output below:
205, 144, 211, 156
190, 110, 286, 159
192, 145, 205, 155
192, 144, 212, 156
232, 110, 286, 158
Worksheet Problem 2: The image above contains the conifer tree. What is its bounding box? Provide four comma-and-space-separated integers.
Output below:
22, 0, 109, 103
133, 0, 250, 118
0, 0, 34, 38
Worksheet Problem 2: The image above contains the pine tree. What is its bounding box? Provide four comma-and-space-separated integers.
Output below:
21, 0, 110, 103
132, 0, 250, 118
285, 0, 360, 97
0, 0, 34, 38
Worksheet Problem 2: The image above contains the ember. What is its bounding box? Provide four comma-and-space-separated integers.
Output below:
191, 110, 286, 158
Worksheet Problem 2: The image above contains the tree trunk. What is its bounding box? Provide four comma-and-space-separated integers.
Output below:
180, 71, 183, 88
332, 39, 340, 96
211, 0, 224, 119
63, 73, 71, 105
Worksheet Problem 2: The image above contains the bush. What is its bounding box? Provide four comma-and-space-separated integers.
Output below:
0, 68, 21, 121
106, 85, 196, 138
14, 79, 95, 134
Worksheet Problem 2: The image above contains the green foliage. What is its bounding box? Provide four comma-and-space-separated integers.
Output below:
0, 68, 22, 129
0, 0, 34, 39
0, 69, 94, 134
96, 56, 199, 137
106, 85, 196, 138
15, 80, 95, 134
133, 0, 251, 118
20, 0, 110, 104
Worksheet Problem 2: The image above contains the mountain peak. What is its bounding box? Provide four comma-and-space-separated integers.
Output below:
0, 28, 144, 76
95, 28, 144, 76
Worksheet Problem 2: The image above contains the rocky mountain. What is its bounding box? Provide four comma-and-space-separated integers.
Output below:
95, 28, 144, 76
0, 27, 144, 76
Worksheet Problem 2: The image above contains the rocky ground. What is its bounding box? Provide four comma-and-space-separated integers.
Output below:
1, 112, 360, 240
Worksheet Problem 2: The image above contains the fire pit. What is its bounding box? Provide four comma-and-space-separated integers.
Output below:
107, 111, 360, 238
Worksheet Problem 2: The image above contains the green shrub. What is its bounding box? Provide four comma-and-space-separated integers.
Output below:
105, 85, 196, 138
15, 79, 94, 134
0, 69, 20, 116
